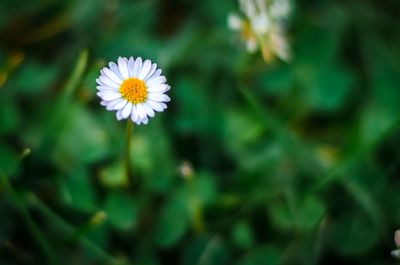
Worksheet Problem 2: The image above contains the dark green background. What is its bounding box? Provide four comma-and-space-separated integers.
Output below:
1, 0, 400, 264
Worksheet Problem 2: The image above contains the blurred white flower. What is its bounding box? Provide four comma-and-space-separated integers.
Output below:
96, 57, 170, 125
228, 0, 292, 63
270, 0, 291, 19
392, 230, 400, 258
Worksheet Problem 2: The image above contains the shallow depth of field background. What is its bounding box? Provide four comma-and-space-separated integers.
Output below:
1, 0, 400, 265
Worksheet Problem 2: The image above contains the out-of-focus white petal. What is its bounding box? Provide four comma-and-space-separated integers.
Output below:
246, 37, 258, 53
228, 13, 243, 31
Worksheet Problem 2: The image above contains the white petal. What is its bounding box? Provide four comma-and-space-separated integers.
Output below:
109, 62, 123, 79
141, 116, 149, 125
100, 100, 108, 106
116, 108, 124, 120
99, 75, 119, 89
228, 13, 243, 31
139, 60, 151, 80
160, 102, 167, 109
146, 76, 166, 87
148, 69, 162, 80
136, 103, 147, 120
113, 99, 128, 110
98, 91, 121, 101
143, 102, 155, 117
148, 93, 170, 102
118, 57, 130, 80
144, 63, 157, 81
96, 77, 115, 89
147, 100, 164, 112
132, 57, 142, 78
128, 57, 135, 77
103, 67, 122, 84
121, 102, 133, 119
147, 84, 170, 93
105, 98, 124, 110
97, 85, 117, 91
130, 104, 139, 123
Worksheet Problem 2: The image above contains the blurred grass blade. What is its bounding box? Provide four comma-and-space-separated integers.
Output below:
0, 172, 58, 265
26, 193, 129, 265
40, 49, 88, 154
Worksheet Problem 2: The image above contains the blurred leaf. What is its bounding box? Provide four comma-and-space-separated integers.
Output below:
58, 168, 96, 212
259, 65, 293, 94
268, 199, 294, 231
174, 77, 213, 133
295, 196, 326, 231
231, 220, 254, 249
236, 246, 280, 265
182, 235, 230, 265
295, 64, 354, 112
221, 108, 263, 157
0, 95, 19, 134
187, 172, 217, 205
154, 191, 189, 247
295, 4, 346, 64
359, 104, 397, 145
269, 195, 325, 232
332, 213, 379, 255
130, 132, 153, 172
15, 61, 59, 94
104, 192, 137, 230
363, 40, 400, 113
340, 167, 385, 235
0, 143, 18, 176
54, 103, 109, 165
99, 161, 128, 188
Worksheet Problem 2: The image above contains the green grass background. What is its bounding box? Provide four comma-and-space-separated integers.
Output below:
1, 0, 400, 264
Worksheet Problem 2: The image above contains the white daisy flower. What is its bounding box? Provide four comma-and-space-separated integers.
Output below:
96, 57, 170, 125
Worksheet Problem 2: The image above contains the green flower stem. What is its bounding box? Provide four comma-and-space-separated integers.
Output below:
125, 119, 133, 185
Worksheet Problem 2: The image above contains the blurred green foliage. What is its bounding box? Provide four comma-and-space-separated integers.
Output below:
1, 0, 400, 264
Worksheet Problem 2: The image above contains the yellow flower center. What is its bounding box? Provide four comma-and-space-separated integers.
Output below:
119, 78, 147, 104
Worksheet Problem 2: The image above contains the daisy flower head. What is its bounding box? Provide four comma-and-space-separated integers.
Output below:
96, 57, 170, 125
